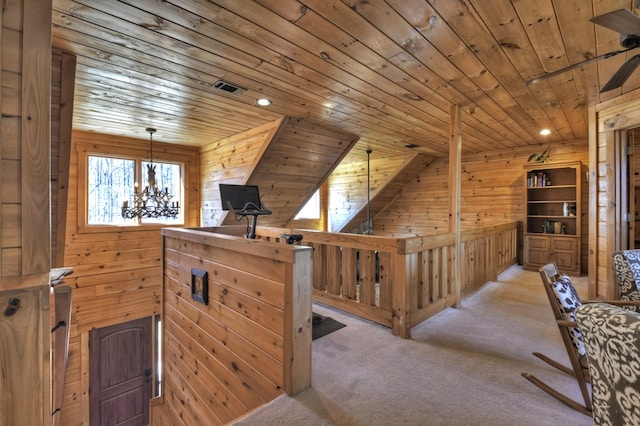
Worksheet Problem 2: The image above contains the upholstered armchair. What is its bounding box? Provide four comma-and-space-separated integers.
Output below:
575, 303, 640, 426
612, 250, 640, 312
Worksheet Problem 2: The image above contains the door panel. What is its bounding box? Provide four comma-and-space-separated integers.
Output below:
90, 317, 152, 426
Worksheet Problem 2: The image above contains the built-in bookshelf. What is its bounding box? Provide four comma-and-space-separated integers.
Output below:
523, 161, 582, 274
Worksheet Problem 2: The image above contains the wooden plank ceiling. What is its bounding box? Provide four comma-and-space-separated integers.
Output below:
52, 0, 640, 162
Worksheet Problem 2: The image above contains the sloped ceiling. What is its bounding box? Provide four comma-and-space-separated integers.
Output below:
51, 1, 640, 163
222, 118, 360, 227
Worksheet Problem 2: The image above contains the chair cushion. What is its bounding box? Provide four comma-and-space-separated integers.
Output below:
612, 250, 640, 312
576, 303, 640, 426
550, 275, 586, 356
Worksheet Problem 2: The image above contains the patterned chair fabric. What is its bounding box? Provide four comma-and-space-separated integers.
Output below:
612, 250, 640, 312
549, 275, 586, 357
576, 303, 640, 426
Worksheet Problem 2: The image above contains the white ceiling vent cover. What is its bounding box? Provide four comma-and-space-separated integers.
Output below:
212, 80, 246, 94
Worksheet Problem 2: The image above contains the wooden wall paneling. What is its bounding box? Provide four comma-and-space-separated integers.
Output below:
51, 50, 61, 268
374, 141, 589, 272
247, 118, 359, 227
0, 285, 50, 426
330, 153, 433, 233
589, 89, 640, 300
158, 229, 312, 423
200, 119, 282, 226
59, 131, 198, 423
54, 51, 75, 267
21, 0, 51, 275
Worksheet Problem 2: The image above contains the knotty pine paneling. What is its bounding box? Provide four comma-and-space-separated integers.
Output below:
248, 118, 359, 227
329, 153, 436, 233
329, 155, 414, 232
375, 141, 589, 271
155, 229, 312, 425
200, 119, 283, 226
57, 131, 199, 425
0, 3, 52, 425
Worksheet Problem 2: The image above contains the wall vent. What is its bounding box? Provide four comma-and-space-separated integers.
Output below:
212, 80, 246, 94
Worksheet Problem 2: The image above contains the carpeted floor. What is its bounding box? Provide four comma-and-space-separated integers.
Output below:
233, 265, 592, 425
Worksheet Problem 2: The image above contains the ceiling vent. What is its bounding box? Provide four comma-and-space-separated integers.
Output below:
212, 79, 246, 94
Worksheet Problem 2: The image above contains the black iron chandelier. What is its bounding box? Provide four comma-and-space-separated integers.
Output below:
121, 127, 179, 220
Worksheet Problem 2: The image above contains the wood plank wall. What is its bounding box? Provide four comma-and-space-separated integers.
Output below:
201, 119, 283, 226
374, 141, 589, 271
0, 0, 53, 425
202, 117, 359, 229
328, 155, 414, 232
57, 131, 199, 424
591, 90, 640, 299
247, 118, 359, 227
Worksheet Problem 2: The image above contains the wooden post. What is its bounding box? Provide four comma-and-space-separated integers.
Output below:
449, 104, 462, 306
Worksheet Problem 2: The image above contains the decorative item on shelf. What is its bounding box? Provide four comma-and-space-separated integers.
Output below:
121, 127, 180, 220
543, 220, 566, 234
527, 144, 550, 163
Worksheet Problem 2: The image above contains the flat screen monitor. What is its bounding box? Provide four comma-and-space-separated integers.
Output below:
219, 184, 265, 212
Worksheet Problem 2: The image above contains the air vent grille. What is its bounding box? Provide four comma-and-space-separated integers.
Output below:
212, 80, 246, 94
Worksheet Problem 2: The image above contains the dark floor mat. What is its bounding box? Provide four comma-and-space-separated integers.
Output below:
312, 313, 346, 340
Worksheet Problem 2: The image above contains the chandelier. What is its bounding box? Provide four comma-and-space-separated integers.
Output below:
121, 127, 179, 220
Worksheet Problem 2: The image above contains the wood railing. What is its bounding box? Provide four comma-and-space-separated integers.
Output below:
254, 222, 518, 338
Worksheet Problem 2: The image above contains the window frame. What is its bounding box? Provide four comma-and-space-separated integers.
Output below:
77, 142, 187, 233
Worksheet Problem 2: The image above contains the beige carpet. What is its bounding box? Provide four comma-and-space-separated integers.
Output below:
233, 265, 592, 425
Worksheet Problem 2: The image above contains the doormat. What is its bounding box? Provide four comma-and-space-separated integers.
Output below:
312, 312, 346, 340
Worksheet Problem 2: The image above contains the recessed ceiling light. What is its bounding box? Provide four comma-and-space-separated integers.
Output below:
539, 129, 551, 136
256, 98, 272, 106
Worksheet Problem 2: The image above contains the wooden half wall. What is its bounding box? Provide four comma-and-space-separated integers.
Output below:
152, 227, 312, 425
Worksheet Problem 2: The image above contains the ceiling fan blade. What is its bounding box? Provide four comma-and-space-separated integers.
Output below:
601, 54, 640, 92
590, 9, 640, 35
526, 49, 627, 86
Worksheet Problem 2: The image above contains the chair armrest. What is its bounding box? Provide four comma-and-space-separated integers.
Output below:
557, 319, 579, 328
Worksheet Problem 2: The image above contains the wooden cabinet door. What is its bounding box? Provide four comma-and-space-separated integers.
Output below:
89, 317, 152, 426
550, 236, 579, 273
524, 235, 549, 268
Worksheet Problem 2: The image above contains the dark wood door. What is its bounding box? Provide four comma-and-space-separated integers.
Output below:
90, 317, 152, 426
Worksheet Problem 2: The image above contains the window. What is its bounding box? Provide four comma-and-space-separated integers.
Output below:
295, 190, 320, 219
86, 154, 184, 227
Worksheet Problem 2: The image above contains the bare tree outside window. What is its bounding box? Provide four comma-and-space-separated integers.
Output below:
88, 156, 134, 225
87, 155, 183, 225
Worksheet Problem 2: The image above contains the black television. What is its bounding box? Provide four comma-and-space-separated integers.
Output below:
219, 184, 269, 212
219, 184, 271, 238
